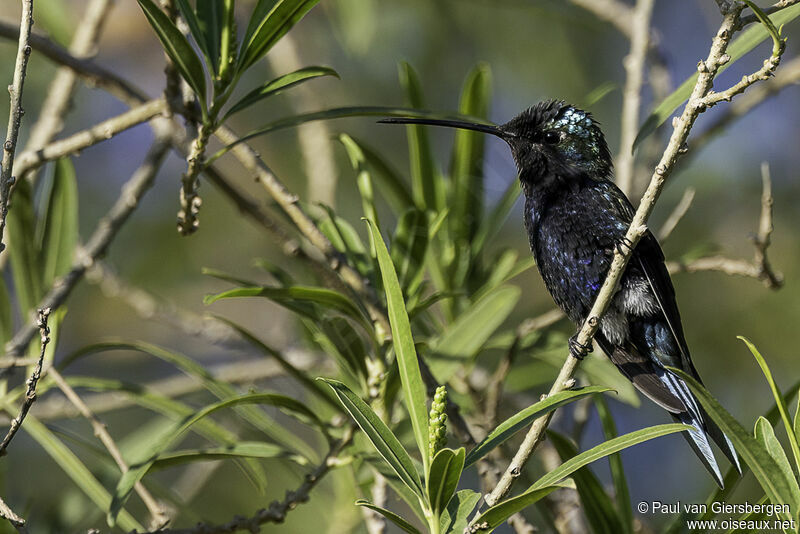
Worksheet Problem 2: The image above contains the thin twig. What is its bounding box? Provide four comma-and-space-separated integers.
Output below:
0, 496, 27, 533
616, 0, 655, 196
13, 98, 168, 178
658, 187, 696, 241
141, 425, 355, 534
485, 5, 777, 508
3, 139, 170, 359
47, 368, 168, 528
516, 308, 566, 339
22, 0, 113, 181
0, 0, 34, 254
0, 308, 50, 456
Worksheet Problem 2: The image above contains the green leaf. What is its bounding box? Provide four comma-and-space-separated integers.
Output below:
356, 500, 422, 534
471, 179, 520, 257
391, 209, 430, 294
398, 62, 439, 211
238, 0, 322, 72
150, 441, 305, 471
205, 285, 370, 330
339, 133, 380, 234
451, 63, 491, 242
428, 285, 520, 382
439, 489, 481, 534
39, 157, 78, 286
12, 413, 144, 532
365, 219, 430, 474
739, 336, 800, 475
670, 367, 799, 523
355, 138, 415, 213
208, 106, 495, 164
318, 209, 374, 280
754, 417, 800, 504
195, 0, 224, 73
548, 430, 625, 534
6, 178, 42, 319
225, 66, 339, 118
794, 390, 800, 447
595, 397, 633, 534
633, 3, 800, 150
529, 423, 689, 491
0, 278, 11, 346
175, 0, 212, 69
320, 378, 424, 496
314, 316, 370, 380
427, 447, 465, 516
109, 392, 297, 525
465, 386, 613, 468
136, 0, 207, 106
472, 486, 558, 532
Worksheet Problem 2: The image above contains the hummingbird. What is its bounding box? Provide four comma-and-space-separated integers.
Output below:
380, 100, 741, 487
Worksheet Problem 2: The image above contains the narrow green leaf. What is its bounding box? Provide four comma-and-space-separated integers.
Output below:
472, 249, 519, 301
196, 0, 224, 73
356, 500, 422, 534
151, 441, 304, 471
208, 106, 495, 164
595, 397, 633, 534
40, 158, 79, 285
739, 336, 800, 476
225, 66, 339, 118
368, 458, 427, 522
110, 393, 297, 524
339, 133, 380, 234
175, 0, 212, 68
471, 179, 520, 257
355, 139, 415, 213
315, 316, 370, 380
398, 62, 439, 210
465, 386, 613, 468
428, 285, 520, 381
238, 0, 322, 72
12, 413, 144, 532
451, 63, 491, 243
742, 0, 784, 56
320, 378, 424, 496
549, 430, 625, 534
439, 489, 481, 534
670, 367, 799, 523
318, 207, 374, 280
794, 390, 800, 446
6, 178, 42, 318
391, 209, 430, 294
365, 219, 430, 473
0, 277, 10, 347
472, 486, 558, 531
428, 447, 465, 515
530, 423, 689, 491
633, 4, 800, 150
136, 0, 207, 105
754, 417, 800, 505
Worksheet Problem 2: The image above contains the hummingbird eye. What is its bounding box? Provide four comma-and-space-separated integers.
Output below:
542, 130, 561, 144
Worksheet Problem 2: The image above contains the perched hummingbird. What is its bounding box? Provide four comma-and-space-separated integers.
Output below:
380, 100, 741, 487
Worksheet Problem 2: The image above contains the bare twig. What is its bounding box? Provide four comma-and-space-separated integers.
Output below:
13, 98, 168, 178
0, 496, 27, 533
0, 308, 50, 456
665, 163, 783, 288
485, 5, 780, 508
47, 368, 168, 528
22, 0, 113, 179
0, 0, 34, 254
658, 187, 696, 241
516, 308, 566, 339
141, 425, 355, 534
3, 140, 170, 359
616, 0, 655, 196
177, 124, 209, 235
540, 441, 588, 534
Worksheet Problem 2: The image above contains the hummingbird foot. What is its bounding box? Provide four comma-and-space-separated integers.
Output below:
614, 236, 635, 255
568, 334, 593, 360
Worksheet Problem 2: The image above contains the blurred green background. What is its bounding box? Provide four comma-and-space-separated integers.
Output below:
0, 0, 798, 532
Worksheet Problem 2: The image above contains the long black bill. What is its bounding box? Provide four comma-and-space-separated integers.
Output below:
378, 117, 511, 139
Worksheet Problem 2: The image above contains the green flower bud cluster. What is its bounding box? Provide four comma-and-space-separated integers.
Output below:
428, 385, 448, 460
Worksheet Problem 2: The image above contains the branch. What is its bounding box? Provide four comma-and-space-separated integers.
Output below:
657, 187, 696, 241
141, 426, 355, 534
3, 139, 170, 359
0, 308, 50, 456
484, 4, 775, 508
0, 496, 26, 533
47, 368, 168, 528
665, 163, 782, 289
13, 98, 167, 178
615, 0, 655, 196
22, 0, 113, 177
0, 0, 34, 255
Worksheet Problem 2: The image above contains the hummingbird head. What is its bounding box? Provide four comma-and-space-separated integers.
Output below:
379, 100, 612, 189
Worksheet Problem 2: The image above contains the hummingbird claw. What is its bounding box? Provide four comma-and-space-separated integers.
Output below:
569, 334, 593, 360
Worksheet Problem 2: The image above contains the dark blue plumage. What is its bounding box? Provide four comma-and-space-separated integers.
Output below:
380, 100, 741, 487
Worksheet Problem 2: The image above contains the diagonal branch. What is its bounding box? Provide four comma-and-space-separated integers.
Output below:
0, 0, 34, 255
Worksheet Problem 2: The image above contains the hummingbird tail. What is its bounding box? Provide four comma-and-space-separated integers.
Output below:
658, 368, 735, 489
